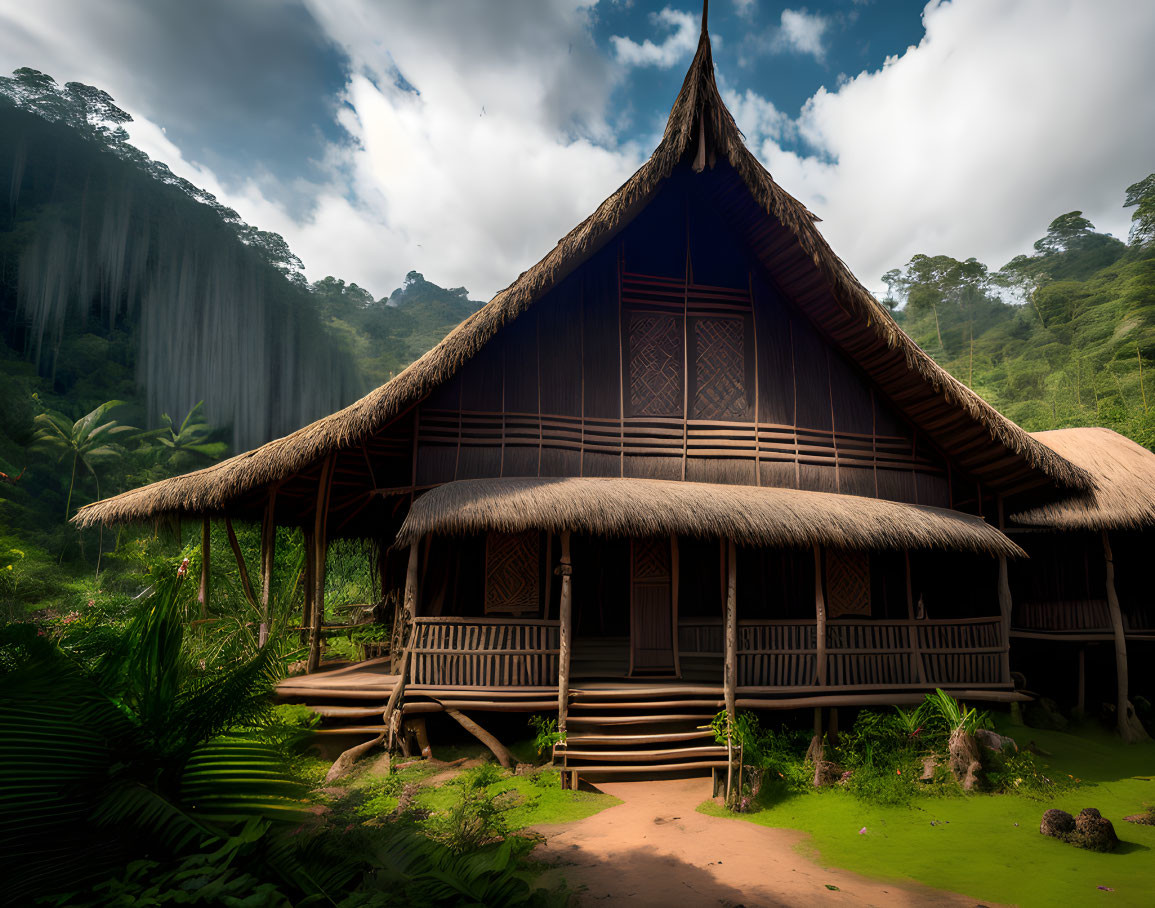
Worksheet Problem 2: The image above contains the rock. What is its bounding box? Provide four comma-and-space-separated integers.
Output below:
1040, 808, 1076, 839
316, 786, 349, 801
514, 762, 534, 775
962, 759, 982, 791
1026, 697, 1068, 731
1073, 808, 1119, 852
948, 728, 982, 783
1123, 813, 1155, 826
920, 755, 938, 782
975, 728, 1017, 754
813, 760, 844, 788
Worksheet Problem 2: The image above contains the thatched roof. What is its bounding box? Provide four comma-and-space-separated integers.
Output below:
1011, 428, 1155, 531
394, 477, 1025, 558
73, 18, 1090, 531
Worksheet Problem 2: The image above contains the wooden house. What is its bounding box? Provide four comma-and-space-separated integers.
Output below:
1007, 428, 1155, 741
78, 14, 1132, 774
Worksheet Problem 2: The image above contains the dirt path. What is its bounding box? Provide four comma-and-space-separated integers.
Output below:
531, 778, 990, 907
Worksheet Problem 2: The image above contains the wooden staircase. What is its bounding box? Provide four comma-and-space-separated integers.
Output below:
557, 685, 728, 782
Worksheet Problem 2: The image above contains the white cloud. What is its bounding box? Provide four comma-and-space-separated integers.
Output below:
772, 9, 829, 62
733, 0, 757, 19
745, 0, 1155, 293
724, 87, 793, 145
611, 7, 699, 68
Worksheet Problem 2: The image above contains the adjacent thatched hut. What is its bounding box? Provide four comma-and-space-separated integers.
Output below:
72, 9, 1142, 772
1009, 428, 1155, 741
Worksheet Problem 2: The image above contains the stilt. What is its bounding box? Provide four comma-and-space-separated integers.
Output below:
813, 544, 827, 687
1075, 647, 1086, 718
557, 531, 574, 736
198, 517, 211, 618
258, 490, 276, 648
307, 455, 335, 674
382, 540, 421, 749
723, 539, 737, 727
1102, 530, 1147, 741
410, 716, 432, 759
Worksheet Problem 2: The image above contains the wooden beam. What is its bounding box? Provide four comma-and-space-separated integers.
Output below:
724, 539, 737, 728
1102, 530, 1147, 742
558, 531, 574, 736
307, 455, 335, 674
224, 516, 258, 611
197, 516, 210, 618
383, 544, 420, 750
814, 543, 827, 687
258, 490, 277, 648
446, 708, 514, 768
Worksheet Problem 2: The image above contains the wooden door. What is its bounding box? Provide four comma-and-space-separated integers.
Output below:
630, 537, 679, 676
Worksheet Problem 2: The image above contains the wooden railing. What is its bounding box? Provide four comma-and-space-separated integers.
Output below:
409, 617, 560, 687
680, 616, 1009, 689
1013, 600, 1155, 634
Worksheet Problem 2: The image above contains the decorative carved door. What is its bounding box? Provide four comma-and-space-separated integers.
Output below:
629, 537, 679, 676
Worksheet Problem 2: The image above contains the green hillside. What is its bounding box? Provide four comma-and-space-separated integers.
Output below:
884, 181, 1155, 448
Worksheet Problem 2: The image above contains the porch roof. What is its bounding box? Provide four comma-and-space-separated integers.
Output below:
394, 477, 1024, 558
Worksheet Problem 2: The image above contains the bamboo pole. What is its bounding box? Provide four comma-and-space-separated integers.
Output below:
905, 550, 927, 684
1102, 530, 1147, 741
814, 544, 827, 687
258, 490, 276, 648
224, 516, 258, 609
724, 539, 737, 728
996, 496, 1013, 685
197, 516, 210, 618
557, 531, 574, 737
383, 541, 421, 750
307, 455, 335, 674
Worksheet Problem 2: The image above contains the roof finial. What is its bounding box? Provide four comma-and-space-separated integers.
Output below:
702, 0, 709, 34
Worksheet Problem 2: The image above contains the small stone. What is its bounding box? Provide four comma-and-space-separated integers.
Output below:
1040, 808, 1075, 838
813, 760, 844, 788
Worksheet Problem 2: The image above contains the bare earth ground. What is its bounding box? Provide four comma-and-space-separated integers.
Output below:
531, 778, 994, 907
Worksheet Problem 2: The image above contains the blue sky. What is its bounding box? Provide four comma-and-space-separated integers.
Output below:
1, 1, 1153, 302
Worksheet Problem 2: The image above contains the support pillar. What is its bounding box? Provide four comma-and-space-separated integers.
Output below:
905, 550, 926, 684
198, 517, 211, 618
258, 490, 277, 648
1102, 530, 1147, 741
996, 496, 1014, 685
307, 455, 334, 674
557, 531, 574, 738
383, 540, 420, 750
224, 516, 258, 611
723, 539, 737, 729
813, 544, 826, 687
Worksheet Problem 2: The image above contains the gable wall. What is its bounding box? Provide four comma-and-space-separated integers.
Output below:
409, 171, 953, 508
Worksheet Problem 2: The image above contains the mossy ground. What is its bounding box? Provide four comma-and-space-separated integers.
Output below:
700, 721, 1155, 906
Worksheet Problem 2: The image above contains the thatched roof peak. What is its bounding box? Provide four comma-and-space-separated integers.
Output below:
73, 20, 1091, 530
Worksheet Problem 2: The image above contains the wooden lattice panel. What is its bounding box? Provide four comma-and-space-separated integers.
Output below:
485, 532, 540, 615
692, 317, 746, 419
632, 537, 671, 581
628, 313, 683, 416
825, 549, 871, 618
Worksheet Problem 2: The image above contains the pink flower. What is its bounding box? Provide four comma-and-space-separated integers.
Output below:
87, 599, 95, 608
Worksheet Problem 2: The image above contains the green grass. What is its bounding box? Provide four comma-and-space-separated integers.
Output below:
700, 723, 1155, 906
415, 765, 620, 829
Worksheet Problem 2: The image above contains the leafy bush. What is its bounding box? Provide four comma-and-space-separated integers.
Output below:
423, 764, 519, 854
528, 714, 565, 758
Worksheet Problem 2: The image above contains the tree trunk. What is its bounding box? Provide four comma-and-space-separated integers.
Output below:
446, 708, 514, 768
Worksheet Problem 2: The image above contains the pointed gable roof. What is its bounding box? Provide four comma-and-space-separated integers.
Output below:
74, 18, 1090, 529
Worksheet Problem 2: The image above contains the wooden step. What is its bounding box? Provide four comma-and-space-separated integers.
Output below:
313, 725, 387, 735
567, 699, 724, 710
565, 713, 715, 725
308, 705, 387, 718
558, 745, 727, 762
566, 761, 727, 774
564, 729, 715, 746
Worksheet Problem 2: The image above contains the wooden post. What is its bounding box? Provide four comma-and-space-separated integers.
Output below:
307, 455, 335, 674
558, 531, 574, 738
671, 534, 681, 678
996, 496, 1013, 685
301, 528, 315, 647
258, 491, 276, 649
905, 550, 927, 684
1102, 530, 1147, 741
224, 516, 258, 610
724, 539, 737, 730
1076, 647, 1086, 717
383, 541, 420, 750
197, 516, 211, 618
814, 544, 826, 687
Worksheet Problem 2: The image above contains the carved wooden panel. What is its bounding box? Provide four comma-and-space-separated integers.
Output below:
632, 537, 672, 581
627, 312, 683, 416
692, 316, 747, 419
826, 549, 871, 618
485, 531, 540, 615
